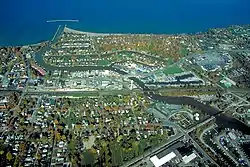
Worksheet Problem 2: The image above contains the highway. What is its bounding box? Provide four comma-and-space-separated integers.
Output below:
26, 89, 138, 96
25, 86, 222, 97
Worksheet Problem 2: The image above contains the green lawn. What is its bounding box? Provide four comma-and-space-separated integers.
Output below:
163, 65, 184, 75
116, 53, 132, 60
110, 142, 123, 166
98, 60, 111, 66
167, 58, 174, 66
83, 150, 95, 166
179, 47, 189, 57
65, 110, 77, 128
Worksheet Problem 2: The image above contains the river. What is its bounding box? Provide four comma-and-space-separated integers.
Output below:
34, 46, 250, 135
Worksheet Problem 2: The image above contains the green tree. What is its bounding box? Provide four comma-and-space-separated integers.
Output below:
36, 153, 41, 160
82, 150, 95, 166
6, 151, 12, 161
14, 157, 20, 167
68, 140, 76, 153
132, 141, 139, 156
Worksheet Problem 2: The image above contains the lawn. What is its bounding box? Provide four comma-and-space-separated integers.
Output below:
179, 47, 189, 57
98, 60, 111, 66
116, 53, 132, 60
167, 58, 174, 66
65, 110, 77, 128
163, 65, 184, 75
110, 142, 123, 166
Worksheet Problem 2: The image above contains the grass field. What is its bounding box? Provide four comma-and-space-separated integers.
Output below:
163, 65, 184, 75
98, 60, 111, 66
179, 47, 189, 57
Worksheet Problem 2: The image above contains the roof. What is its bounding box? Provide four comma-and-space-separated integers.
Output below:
182, 153, 197, 164
150, 152, 176, 167
228, 132, 237, 140
220, 79, 232, 88
224, 77, 236, 86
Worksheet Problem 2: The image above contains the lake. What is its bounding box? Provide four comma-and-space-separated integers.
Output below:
0, 0, 250, 46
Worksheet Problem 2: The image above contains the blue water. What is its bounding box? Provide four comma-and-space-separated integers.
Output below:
0, 0, 250, 46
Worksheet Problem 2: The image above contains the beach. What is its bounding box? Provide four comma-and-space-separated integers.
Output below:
64, 26, 123, 36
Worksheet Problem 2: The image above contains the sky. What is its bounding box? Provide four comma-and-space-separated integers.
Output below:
0, 0, 250, 45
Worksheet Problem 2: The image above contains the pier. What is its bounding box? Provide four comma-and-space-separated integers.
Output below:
46, 20, 79, 23
51, 25, 65, 43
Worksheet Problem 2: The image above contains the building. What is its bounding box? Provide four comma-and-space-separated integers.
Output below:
224, 77, 236, 86
150, 152, 176, 167
220, 79, 232, 88
2, 78, 9, 88
31, 64, 46, 76
228, 132, 237, 140
182, 152, 197, 164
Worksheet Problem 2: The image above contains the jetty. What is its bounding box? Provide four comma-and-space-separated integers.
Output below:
46, 20, 79, 23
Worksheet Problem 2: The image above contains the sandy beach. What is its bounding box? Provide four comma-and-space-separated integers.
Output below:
64, 26, 125, 36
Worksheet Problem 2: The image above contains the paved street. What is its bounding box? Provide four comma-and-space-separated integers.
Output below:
122, 133, 184, 167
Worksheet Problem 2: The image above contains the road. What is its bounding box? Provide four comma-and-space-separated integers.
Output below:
184, 61, 250, 103
26, 89, 141, 96
228, 92, 250, 105
230, 88, 250, 93
25, 86, 221, 96
31, 96, 42, 124
122, 133, 184, 167
215, 133, 238, 165
185, 116, 216, 134
122, 116, 218, 167
179, 126, 219, 166
200, 124, 218, 155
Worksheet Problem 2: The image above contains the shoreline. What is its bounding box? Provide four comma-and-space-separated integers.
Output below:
0, 24, 249, 47
64, 26, 124, 36
0, 40, 49, 48
64, 26, 172, 36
